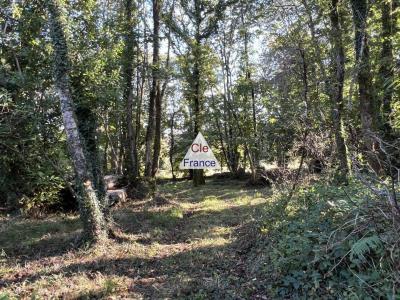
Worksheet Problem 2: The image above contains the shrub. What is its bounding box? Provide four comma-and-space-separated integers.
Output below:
19, 174, 66, 216
246, 181, 400, 299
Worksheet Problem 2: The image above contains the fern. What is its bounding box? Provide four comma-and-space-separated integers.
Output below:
350, 235, 382, 262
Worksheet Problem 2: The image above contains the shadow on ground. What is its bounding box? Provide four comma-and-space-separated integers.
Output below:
0, 178, 270, 299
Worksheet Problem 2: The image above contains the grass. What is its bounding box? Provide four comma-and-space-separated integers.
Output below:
0, 178, 272, 299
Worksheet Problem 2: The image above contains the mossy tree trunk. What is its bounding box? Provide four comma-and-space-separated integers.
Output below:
122, 0, 138, 179
379, 0, 395, 136
329, 0, 349, 183
144, 0, 158, 177
47, 0, 108, 243
350, 0, 381, 173
151, 0, 162, 177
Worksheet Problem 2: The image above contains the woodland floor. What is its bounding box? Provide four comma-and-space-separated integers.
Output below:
0, 178, 272, 299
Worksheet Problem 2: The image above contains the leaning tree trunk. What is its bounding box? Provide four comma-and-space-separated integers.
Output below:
47, 0, 107, 243
329, 0, 349, 182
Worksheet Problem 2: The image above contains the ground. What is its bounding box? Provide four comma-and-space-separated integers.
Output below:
0, 178, 271, 299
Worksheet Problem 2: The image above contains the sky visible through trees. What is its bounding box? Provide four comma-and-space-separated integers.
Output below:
0, 0, 400, 298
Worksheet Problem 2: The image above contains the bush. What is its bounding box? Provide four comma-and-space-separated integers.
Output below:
0, 88, 72, 213
19, 174, 65, 216
245, 181, 400, 299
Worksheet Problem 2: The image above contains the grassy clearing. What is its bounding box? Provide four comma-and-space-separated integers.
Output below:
0, 178, 271, 299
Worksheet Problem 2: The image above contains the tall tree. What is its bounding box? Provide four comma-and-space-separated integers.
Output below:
350, 0, 380, 172
165, 0, 231, 186
379, 0, 395, 135
239, 1, 259, 180
217, 20, 240, 174
329, 0, 349, 181
150, 0, 162, 177
144, 0, 159, 177
122, 0, 138, 178
47, 0, 107, 242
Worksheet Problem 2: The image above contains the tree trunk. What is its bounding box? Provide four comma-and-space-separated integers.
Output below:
221, 32, 240, 174
134, 28, 146, 178
379, 0, 394, 135
118, 121, 125, 175
122, 0, 137, 179
329, 0, 349, 182
211, 89, 229, 171
143, 85, 155, 178
351, 0, 381, 173
144, 0, 159, 177
47, 0, 107, 243
151, 0, 162, 177
169, 109, 176, 181
350, 0, 376, 132
192, 40, 205, 186
189, 15, 205, 186
241, 8, 259, 170
221, 37, 239, 174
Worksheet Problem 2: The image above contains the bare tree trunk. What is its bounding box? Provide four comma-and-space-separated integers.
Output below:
211, 89, 229, 170
220, 36, 239, 174
241, 7, 258, 171
47, 0, 107, 243
169, 106, 176, 180
329, 0, 349, 182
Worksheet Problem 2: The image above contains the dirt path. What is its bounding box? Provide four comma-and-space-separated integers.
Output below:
0, 179, 271, 299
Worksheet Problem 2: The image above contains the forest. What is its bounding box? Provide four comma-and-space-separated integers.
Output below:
0, 0, 399, 298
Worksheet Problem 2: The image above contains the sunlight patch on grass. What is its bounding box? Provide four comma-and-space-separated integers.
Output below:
0, 178, 273, 299
192, 236, 231, 249
150, 206, 184, 228
202, 196, 227, 211
233, 195, 253, 206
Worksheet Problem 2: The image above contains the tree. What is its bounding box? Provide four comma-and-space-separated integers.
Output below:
122, 0, 138, 179
329, 0, 349, 182
47, 0, 107, 242
165, 0, 231, 186
379, 0, 395, 135
350, 0, 380, 172
150, 0, 162, 177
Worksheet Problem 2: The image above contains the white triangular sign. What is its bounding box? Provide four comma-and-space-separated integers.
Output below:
179, 132, 220, 169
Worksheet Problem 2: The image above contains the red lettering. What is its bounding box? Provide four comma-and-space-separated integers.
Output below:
191, 143, 209, 152
191, 143, 199, 152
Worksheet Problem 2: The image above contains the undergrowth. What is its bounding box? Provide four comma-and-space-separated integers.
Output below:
244, 180, 400, 299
